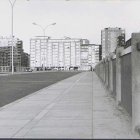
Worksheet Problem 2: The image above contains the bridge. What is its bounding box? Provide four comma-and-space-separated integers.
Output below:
0, 71, 139, 139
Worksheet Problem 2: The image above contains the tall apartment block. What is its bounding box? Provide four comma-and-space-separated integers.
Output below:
101, 27, 125, 58
30, 37, 100, 71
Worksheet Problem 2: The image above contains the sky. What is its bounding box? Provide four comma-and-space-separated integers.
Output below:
0, 0, 140, 53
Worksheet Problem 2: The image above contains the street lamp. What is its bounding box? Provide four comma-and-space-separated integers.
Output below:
32, 22, 56, 70
8, 0, 17, 74
32, 22, 56, 37
8, 0, 29, 74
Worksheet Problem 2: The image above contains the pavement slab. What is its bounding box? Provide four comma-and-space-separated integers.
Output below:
0, 72, 139, 139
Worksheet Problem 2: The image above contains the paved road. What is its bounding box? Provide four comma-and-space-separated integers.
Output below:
0, 71, 80, 107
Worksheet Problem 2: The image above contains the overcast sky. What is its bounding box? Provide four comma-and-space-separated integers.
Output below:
0, 0, 140, 53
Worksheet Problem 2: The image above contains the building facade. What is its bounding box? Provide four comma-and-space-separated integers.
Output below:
101, 27, 125, 58
30, 38, 84, 70
92, 45, 100, 68
30, 37, 100, 71
80, 44, 100, 70
0, 37, 30, 72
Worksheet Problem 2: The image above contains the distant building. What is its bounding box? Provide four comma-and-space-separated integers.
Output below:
21, 53, 30, 68
0, 51, 8, 66
117, 33, 125, 47
30, 37, 94, 70
0, 36, 17, 47
93, 45, 100, 67
101, 27, 125, 58
99, 45, 102, 61
0, 37, 30, 72
81, 44, 101, 69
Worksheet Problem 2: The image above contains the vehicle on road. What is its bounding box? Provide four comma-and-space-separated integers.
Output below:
53, 67, 59, 71
25, 69, 33, 72
45, 67, 52, 71
60, 67, 65, 71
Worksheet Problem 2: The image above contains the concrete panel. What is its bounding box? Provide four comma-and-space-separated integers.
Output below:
121, 53, 132, 116
116, 47, 124, 105
131, 33, 140, 132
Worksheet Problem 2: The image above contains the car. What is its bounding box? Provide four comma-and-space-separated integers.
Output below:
25, 69, 33, 72
60, 67, 65, 71
46, 67, 52, 71
69, 67, 74, 70
29, 69, 33, 72
53, 67, 58, 71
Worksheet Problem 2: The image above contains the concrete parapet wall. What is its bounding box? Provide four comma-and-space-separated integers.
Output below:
95, 33, 140, 133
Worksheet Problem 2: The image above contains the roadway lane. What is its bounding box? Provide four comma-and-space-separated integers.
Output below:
0, 71, 80, 107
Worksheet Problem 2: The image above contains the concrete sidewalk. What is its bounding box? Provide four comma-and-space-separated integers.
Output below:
92, 73, 139, 139
0, 72, 139, 139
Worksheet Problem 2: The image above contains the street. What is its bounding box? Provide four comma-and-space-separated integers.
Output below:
0, 71, 80, 107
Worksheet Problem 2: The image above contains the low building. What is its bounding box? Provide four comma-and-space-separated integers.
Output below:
0, 37, 30, 72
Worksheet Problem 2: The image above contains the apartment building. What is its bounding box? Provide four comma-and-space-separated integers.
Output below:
30, 37, 92, 70
101, 27, 125, 58
0, 37, 30, 72
81, 44, 100, 70
30, 37, 100, 71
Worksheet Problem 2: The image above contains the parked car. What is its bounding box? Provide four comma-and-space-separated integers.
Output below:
25, 69, 33, 72
53, 67, 58, 71
60, 67, 65, 71
46, 67, 52, 71
69, 67, 74, 70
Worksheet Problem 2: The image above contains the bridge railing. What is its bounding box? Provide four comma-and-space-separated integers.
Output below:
95, 33, 140, 133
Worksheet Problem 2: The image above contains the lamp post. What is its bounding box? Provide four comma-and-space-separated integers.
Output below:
32, 22, 56, 69
8, 0, 17, 74
32, 22, 56, 37
8, 0, 29, 74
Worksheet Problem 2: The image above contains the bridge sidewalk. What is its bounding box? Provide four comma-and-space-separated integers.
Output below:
92, 72, 139, 139
0, 72, 139, 139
